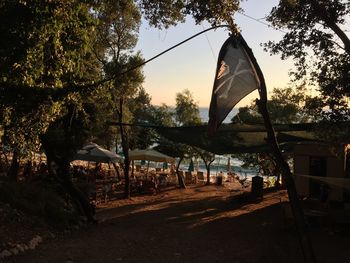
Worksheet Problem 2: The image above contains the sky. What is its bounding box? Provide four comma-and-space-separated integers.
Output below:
135, 0, 294, 108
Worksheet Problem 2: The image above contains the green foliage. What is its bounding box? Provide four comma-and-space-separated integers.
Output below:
264, 0, 350, 120
96, 0, 141, 59
138, 0, 240, 28
0, 0, 147, 158
128, 87, 155, 149
149, 104, 176, 127
232, 86, 322, 124
0, 0, 98, 88
0, 180, 80, 228
175, 89, 202, 126
0, 0, 102, 156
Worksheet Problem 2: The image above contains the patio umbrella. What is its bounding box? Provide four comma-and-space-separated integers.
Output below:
73, 143, 120, 163
129, 149, 175, 163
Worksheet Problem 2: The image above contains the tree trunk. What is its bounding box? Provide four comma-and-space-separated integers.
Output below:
258, 99, 316, 263
176, 156, 186, 189
204, 159, 215, 185
118, 98, 130, 198
310, 0, 350, 54
112, 162, 121, 181
8, 150, 19, 180
206, 165, 211, 185
42, 144, 95, 223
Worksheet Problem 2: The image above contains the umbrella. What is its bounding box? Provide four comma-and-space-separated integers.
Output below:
74, 143, 120, 163
129, 149, 175, 163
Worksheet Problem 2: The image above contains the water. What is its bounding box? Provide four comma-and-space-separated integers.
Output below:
199, 107, 238, 123
179, 155, 259, 180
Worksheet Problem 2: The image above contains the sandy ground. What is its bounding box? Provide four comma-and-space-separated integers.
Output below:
5, 183, 350, 263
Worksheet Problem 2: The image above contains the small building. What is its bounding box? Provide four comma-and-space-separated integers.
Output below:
293, 142, 350, 202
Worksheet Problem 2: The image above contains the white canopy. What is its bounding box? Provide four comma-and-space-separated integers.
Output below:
74, 143, 120, 163
129, 149, 175, 163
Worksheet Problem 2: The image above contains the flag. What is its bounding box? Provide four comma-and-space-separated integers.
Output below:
208, 34, 260, 135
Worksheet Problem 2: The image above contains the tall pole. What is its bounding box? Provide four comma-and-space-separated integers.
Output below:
119, 98, 130, 198
238, 35, 316, 263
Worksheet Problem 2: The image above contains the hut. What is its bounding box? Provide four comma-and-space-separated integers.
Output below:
293, 142, 350, 203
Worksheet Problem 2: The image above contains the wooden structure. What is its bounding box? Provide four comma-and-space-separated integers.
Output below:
293, 142, 349, 202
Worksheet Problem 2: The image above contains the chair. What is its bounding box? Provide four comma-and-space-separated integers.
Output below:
185, 171, 196, 184
135, 165, 141, 172
197, 171, 205, 183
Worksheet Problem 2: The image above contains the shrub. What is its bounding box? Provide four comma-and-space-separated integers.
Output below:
0, 179, 80, 229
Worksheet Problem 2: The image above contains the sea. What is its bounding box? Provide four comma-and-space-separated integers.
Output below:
178, 156, 259, 180
199, 107, 238, 123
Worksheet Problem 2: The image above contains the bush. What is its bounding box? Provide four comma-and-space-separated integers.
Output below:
0, 179, 80, 229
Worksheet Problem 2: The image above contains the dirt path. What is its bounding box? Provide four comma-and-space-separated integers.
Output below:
6, 185, 350, 263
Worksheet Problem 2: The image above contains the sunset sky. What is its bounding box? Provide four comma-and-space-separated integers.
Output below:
136, 0, 294, 107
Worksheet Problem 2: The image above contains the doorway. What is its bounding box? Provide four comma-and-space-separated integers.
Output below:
309, 157, 327, 199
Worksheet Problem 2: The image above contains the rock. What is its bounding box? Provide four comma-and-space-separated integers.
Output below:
27, 235, 43, 250
36, 235, 43, 243
0, 249, 12, 258
28, 239, 37, 250
16, 244, 25, 253
10, 247, 19, 255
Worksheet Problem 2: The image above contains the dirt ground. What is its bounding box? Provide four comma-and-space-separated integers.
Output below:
5, 183, 350, 263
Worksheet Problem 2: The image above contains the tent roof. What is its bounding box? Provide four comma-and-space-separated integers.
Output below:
74, 143, 120, 163
107, 121, 350, 155
153, 123, 319, 154
129, 149, 175, 163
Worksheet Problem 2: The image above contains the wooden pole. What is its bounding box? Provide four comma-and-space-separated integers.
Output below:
119, 98, 130, 198
239, 34, 316, 263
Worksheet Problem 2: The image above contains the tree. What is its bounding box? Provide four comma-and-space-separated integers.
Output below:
97, 0, 145, 199
173, 89, 218, 186
232, 85, 322, 124
137, 0, 240, 28
175, 89, 202, 126
128, 87, 155, 150
264, 0, 350, 120
0, 0, 103, 180
148, 104, 187, 188
192, 148, 215, 185
0, 0, 147, 218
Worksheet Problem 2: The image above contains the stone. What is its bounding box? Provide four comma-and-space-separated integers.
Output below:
16, 244, 25, 252
10, 248, 19, 255
0, 249, 12, 258
36, 235, 43, 243
28, 239, 36, 250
